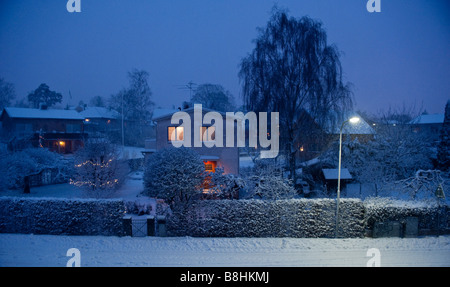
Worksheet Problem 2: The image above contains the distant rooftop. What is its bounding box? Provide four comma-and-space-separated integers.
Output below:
79, 107, 120, 119
151, 108, 179, 121
1, 107, 84, 120
409, 114, 444, 125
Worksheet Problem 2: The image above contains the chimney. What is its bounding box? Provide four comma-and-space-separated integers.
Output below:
39, 102, 48, 110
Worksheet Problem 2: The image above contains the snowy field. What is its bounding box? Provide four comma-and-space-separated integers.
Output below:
0, 233, 449, 267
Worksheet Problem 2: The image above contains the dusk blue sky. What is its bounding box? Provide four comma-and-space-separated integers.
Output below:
1, 0, 449, 115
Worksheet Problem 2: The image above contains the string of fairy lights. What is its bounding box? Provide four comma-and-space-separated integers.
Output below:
70, 157, 120, 189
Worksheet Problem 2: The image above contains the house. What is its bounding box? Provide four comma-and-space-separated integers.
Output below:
0, 106, 87, 153
78, 107, 120, 137
409, 113, 444, 143
294, 110, 376, 161
144, 106, 240, 175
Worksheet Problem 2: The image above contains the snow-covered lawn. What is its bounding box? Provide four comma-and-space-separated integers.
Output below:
0, 171, 146, 201
0, 233, 449, 267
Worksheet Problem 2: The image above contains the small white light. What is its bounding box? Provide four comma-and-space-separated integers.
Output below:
349, 117, 360, 124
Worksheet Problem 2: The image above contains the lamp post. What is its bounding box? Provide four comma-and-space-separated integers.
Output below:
335, 116, 360, 238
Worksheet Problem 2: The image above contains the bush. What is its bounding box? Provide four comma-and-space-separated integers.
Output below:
143, 146, 205, 204
0, 148, 72, 191
205, 167, 244, 199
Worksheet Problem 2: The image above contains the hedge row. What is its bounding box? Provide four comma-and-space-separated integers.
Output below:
364, 199, 449, 231
167, 199, 366, 238
1, 196, 447, 238
0, 197, 126, 236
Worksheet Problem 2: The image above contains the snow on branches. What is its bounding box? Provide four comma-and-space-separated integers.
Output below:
70, 138, 128, 198
143, 146, 205, 205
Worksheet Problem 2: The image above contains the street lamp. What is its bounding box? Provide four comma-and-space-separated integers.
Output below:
335, 116, 360, 238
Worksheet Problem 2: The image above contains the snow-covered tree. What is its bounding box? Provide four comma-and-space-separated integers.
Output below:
437, 100, 450, 172
143, 147, 205, 205
243, 159, 297, 200
0, 148, 72, 191
71, 139, 128, 198
397, 169, 446, 200
320, 125, 433, 189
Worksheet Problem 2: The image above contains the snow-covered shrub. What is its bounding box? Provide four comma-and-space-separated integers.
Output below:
70, 138, 128, 198
167, 198, 365, 238
0, 148, 72, 191
205, 167, 244, 199
364, 197, 449, 231
0, 197, 126, 236
243, 159, 297, 200
124, 200, 153, 215
143, 146, 205, 204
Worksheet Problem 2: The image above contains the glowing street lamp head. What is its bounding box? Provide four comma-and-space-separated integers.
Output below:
349, 117, 360, 124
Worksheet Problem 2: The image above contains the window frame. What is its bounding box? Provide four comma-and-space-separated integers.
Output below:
168, 126, 184, 142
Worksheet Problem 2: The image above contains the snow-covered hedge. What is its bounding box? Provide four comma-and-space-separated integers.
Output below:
0, 197, 126, 236
364, 198, 449, 231
167, 199, 365, 238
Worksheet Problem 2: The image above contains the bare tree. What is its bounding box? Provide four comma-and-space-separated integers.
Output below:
0, 77, 16, 110
239, 8, 353, 180
109, 69, 154, 146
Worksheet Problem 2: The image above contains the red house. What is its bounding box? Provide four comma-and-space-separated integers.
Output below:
0, 107, 87, 153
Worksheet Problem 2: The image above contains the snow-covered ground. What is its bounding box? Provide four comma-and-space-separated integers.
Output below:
0, 171, 146, 201
0, 233, 449, 267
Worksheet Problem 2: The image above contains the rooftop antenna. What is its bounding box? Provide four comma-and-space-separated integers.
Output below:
175, 81, 197, 99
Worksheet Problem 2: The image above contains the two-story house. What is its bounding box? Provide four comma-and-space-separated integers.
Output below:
0, 106, 87, 153
144, 106, 240, 175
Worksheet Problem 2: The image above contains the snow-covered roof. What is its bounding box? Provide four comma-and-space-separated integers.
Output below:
153, 106, 226, 121
409, 114, 444, 125
2, 107, 84, 120
79, 107, 120, 120
322, 168, 352, 180
152, 108, 180, 120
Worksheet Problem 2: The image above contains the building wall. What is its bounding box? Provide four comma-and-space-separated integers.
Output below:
155, 113, 240, 175
1, 114, 85, 153
1, 115, 84, 135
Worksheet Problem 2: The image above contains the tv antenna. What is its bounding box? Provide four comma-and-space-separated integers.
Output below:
175, 81, 197, 99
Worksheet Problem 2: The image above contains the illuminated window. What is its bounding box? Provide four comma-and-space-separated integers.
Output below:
200, 126, 215, 142
203, 161, 217, 173
168, 126, 184, 141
